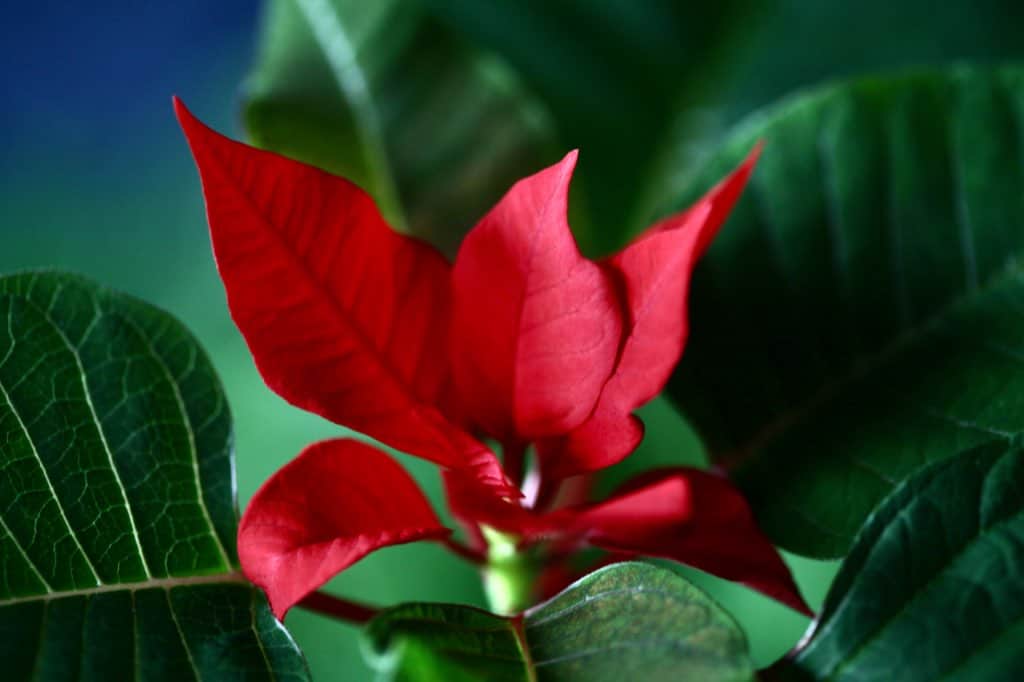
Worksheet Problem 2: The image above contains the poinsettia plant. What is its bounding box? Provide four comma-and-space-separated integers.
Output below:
174, 98, 809, 622
5, 3, 1024, 681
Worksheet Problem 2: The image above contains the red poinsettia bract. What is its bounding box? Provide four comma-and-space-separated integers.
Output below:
175, 98, 810, 620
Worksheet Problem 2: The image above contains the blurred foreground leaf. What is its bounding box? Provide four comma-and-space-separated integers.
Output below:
244, 0, 556, 255
667, 66, 1024, 558
420, 0, 754, 253
0, 272, 308, 680
363, 561, 754, 682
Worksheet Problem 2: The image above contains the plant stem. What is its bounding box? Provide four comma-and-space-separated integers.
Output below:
482, 527, 537, 615
297, 591, 379, 624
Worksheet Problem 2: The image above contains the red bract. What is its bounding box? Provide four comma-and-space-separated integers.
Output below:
238, 439, 448, 618
450, 151, 622, 443
176, 98, 809, 619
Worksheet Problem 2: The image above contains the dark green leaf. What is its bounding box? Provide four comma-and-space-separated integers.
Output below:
716, 1, 1024, 127
363, 561, 755, 682
787, 443, 1024, 680
364, 602, 525, 682
642, 1, 1024, 216
421, 0, 754, 253
665, 66, 1024, 557
244, 0, 557, 255
0, 271, 308, 680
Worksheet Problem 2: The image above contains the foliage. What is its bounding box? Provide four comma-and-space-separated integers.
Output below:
0, 272, 308, 680
5, 1, 1024, 680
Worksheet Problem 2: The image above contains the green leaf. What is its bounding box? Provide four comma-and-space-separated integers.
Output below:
364, 602, 524, 682
362, 561, 755, 682
665, 66, 1024, 557
244, 0, 556, 255
0, 271, 308, 680
642, 2, 1024, 214
715, 0, 1024, 127
787, 443, 1024, 680
420, 0, 755, 253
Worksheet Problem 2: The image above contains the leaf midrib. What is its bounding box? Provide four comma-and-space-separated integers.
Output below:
292, 0, 406, 228
0, 571, 248, 606
49, 296, 155, 579
0, 356, 98, 590
117, 310, 233, 571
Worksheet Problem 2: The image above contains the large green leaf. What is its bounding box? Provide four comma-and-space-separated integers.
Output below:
786, 443, 1024, 680
0, 272, 308, 680
420, 0, 754, 253
639, 1, 1024, 217
244, 0, 556, 255
665, 66, 1024, 558
717, 1, 1024, 126
362, 561, 754, 682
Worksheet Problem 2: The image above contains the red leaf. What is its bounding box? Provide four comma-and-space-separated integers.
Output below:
238, 438, 448, 619
564, 474, 694, 542
444, 471, 548, 537
450, 151, 623, 442
538, 146, 761, 479
579, 468, 811, 615
535, 408, 646, 481
446, 461, 806, 612
175, 99, 508, 491
446, 462, 808, 614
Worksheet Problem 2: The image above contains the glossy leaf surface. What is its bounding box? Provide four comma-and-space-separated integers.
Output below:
244, 0, 556, 254
790, 443, 1024, 680
363, 562, 755, 681
0, 272, 308, 680
667, 66, 1024, 557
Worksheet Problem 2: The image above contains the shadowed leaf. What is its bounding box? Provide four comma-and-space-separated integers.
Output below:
666, 66, 1024, 557
787, 443, 1024, 680
244, 0, 556, 255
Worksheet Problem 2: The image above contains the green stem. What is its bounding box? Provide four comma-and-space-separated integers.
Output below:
481, 527, 537, 616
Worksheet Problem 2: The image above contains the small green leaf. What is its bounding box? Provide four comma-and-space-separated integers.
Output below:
665, 66, 1024, 557
0, 272, 308, 680
364, 602, 525, 682
244, 0, 556, 255
788, 443, 1024, 680
363, 562, 755, 682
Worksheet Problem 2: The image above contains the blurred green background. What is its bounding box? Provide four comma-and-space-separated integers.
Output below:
4, 1, 1024, 679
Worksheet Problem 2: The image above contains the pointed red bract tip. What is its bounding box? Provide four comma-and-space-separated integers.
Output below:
173, 95, 512, 494
693, 142, 761, 258
579, 468, 812, 616
450, 148, 623, 444
238, 439, 449, 619
536, 147, 761, 480
173, 96, 206, 139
